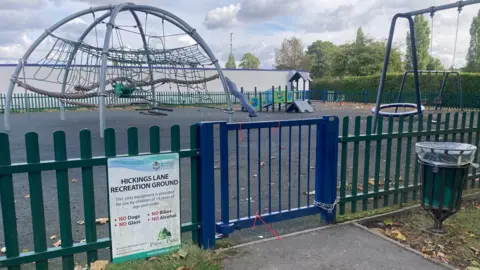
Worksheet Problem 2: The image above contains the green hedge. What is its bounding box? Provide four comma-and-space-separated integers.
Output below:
310, 73, 480, 108
312, 73, 480, 94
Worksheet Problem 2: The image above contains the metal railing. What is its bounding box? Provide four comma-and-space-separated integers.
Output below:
0, 111, 479, 268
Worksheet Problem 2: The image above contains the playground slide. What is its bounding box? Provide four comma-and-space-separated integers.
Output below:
226, 77, 258, 117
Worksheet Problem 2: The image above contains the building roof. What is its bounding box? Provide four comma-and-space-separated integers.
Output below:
288, 70, 312, 82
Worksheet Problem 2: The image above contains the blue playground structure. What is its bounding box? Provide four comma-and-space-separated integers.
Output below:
244, 70, 313, 113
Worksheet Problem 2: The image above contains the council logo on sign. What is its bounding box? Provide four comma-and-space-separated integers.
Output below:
152, 161, 160, 171
159, 160, 175, 170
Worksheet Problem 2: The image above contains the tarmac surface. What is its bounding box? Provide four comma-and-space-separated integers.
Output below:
222, 224, 445, 270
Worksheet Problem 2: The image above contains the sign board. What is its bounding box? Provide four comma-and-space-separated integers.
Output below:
107, 153, 181, 263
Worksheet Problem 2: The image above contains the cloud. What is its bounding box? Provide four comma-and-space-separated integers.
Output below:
237, 0, 306, 21
1, 0, 47, 10
0, 32, 22, 46
0, 34, 34, 61
54, 17, 108, 44
203, 4, 240, 30
0, 10, 50, 32
70, 0, 155, 5
301, 5, 359, 33
177, 35, 195, 46
0, 0, 476, 71
203, 0, 311, 30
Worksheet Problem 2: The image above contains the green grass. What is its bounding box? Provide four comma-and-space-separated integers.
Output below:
107, 244, 222, 270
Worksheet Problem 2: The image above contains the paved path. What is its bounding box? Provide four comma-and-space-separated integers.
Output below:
222, 224, 445, 270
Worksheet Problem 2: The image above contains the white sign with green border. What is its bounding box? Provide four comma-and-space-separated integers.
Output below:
107, 153, 181, 263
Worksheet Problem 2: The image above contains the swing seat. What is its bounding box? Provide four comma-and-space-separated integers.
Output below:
434, 97, 442, 105
371, 103, 425, 117
113, 83, 136, 98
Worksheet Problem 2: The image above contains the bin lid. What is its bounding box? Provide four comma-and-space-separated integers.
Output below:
415, 142, 477, 166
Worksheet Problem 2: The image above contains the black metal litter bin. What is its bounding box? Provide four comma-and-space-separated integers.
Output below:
416, 142, 477, 234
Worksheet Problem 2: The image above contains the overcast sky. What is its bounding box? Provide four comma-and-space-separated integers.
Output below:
0, 0, 478, 69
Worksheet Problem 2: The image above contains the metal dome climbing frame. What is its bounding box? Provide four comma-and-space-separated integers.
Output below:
3, 3, 234, 136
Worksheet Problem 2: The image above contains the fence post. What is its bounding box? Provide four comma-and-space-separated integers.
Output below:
240, 87, 244, 107
315, 116, 339, 224
198, 122, 216, 248
189, 125, 200, 244
0, 133, 20, 267
322, 89, 327, 103
259, 93, 263, 112
271, 86, 275, 112
0, 94, 4, 112
218, 122, 232, 236
303, 80, 306, 101
363, 90, 368, 104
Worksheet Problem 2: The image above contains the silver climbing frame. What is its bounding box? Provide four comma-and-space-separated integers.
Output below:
3, 3, 234, 135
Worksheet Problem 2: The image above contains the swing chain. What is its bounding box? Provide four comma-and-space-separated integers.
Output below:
452, 2, 462, 70
314, 198, 339, 213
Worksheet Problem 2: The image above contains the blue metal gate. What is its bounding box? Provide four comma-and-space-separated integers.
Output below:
211, 117, 339, 241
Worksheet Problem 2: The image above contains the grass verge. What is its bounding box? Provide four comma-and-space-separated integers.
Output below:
106, 244, 222, 270
361, 199, 480, 270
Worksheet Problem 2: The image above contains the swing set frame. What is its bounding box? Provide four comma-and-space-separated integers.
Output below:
373, 0, 480, 131
396, 70, 463, 110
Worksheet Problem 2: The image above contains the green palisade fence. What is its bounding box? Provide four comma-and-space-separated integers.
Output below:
0, 125, 201, 269
0, 90, 310, 113
338, 112, 480, 215
0, 111, 479, 268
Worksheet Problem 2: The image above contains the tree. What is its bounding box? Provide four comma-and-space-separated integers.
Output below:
274, 37, 306, 70
383, 41, 404, 73
347, 27, 378, 76
306, 40, 337, 78
307, 27, 402, 77
299, 54, 313, 71
465, 10, 480, 72
331, 44, 351, 78
355, 27, 366, 46
225, 54, 236, 69
405, 15, 431, 70
426, 57, 445, 70
338, 28, 402, 77
239, 53, 261, 69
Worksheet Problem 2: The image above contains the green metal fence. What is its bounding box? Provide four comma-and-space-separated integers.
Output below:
0, 125, 200, 269
0, 92, 238, 113
0, 89, 310, 113
338, 112, 480, 214
1, 112, 480, 269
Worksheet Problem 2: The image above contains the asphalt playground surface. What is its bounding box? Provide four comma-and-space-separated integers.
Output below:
0, 102, 467, 268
